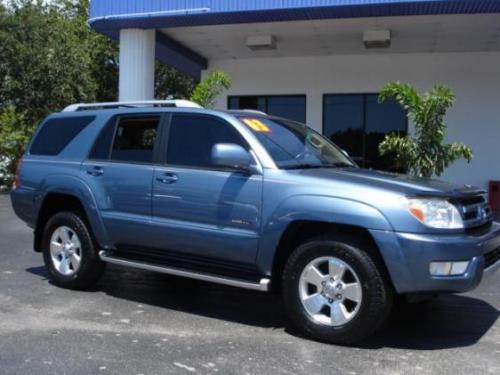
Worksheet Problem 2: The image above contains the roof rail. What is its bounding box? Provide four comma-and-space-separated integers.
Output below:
62, 100, 202, 112
226, 109, 268, 116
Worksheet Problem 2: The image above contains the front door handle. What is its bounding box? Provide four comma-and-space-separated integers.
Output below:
156, 172, 178, 184
87, 166, 104, 176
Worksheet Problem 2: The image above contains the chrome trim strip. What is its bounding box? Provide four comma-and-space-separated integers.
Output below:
99, 251, 270, 292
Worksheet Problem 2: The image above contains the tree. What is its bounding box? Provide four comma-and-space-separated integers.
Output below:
378, 82, 473, 178
190, 70, 231, 108
0, 0, 195, 181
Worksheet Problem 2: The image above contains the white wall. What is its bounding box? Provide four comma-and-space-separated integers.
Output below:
205, 51, 500, 189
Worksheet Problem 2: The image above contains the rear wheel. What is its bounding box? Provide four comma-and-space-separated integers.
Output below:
282, 235, 393, 345
42, 211, 105, 289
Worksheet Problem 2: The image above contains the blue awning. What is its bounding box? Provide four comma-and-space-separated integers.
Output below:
90, 0, 500, 31
89, 0, 500, 79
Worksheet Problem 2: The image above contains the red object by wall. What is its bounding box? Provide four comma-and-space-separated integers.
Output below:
489, 181, 500, 211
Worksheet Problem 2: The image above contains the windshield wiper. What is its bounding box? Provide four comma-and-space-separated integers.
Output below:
282, 164, 324, 170
329, 162, 353, 168
282, 162, 354, 170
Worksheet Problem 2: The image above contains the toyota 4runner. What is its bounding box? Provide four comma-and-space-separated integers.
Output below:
10, 100, 500, 344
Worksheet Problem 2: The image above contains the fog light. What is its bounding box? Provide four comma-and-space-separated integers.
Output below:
430, 261, 469, 276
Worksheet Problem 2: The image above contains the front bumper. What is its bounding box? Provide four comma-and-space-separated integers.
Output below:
370, 222, 500, 294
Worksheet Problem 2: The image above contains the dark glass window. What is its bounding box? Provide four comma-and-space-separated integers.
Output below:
109, 116, 160, 163
323, 94, 407, 171
228, 95, 306, 123
89, 118, 117, 160
167, 114, 247, 169
30, 116, 94, 155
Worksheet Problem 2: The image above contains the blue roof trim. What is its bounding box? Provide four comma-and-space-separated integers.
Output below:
90, 0, 500, 30
89, 0, 500, 78
155, 31, 207, 80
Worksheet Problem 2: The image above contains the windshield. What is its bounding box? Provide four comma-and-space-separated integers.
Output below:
237, 116, 357, 169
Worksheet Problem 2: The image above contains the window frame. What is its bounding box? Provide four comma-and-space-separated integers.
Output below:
161, 112, 260, 173
322, 93, 408, 169
87, 113, 167, 166
227, 94, 307, 123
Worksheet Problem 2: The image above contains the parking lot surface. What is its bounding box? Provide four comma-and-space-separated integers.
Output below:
0, 194, 499, 374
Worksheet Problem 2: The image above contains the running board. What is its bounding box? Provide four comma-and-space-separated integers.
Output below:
99, 251, 271, 292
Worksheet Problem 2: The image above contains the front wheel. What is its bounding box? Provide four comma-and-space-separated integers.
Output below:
282, 235, 393, 345
42, 211, 105, 290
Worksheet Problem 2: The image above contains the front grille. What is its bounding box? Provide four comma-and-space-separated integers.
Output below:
484, 247, 500, 269
453, 195, 493, 230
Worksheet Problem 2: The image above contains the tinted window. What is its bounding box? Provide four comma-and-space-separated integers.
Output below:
228, 95, 306, 123
167, 115, 247, 168
110, 116, 160, 163
323, 94, 406, 171
89, 118, 117, 160
30, 116, 94, 155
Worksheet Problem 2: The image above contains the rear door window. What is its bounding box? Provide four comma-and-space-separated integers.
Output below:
30, 116, 95, 155
109, 116, 160, 163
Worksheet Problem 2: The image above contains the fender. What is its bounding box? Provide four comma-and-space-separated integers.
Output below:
35, 174, 111, 249
256, 194, 394, 275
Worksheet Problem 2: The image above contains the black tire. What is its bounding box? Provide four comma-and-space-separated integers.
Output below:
282, 234, 393, 345
42, 211, 105, 290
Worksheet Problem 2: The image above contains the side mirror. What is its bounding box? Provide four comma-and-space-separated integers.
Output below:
211, 143, 255, 173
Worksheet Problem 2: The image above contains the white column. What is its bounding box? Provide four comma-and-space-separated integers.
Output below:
119, 29, 155, 101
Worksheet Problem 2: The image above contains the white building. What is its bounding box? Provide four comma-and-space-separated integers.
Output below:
90, 0, 500, 191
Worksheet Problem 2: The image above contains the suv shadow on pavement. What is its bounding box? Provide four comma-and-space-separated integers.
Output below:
26, 264, 498, 350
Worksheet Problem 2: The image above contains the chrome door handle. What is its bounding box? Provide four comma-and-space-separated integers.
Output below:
156, 172, 178, 184
87, 166, 104, 176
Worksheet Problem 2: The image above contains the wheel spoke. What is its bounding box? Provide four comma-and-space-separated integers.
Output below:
302, 293, 326, 315
59, 257, 70, 275
343, 283, 361, 303
50, 241, 63, 257
328, 259, 346, 281
302, 265, 325, 288
70, 252, 81, 271
330, 301, 350, 326
62, 227, 72, 243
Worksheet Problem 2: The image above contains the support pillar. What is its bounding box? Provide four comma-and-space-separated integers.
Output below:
119, 29, 155, 101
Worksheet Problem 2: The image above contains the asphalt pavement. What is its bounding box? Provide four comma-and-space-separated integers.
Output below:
0, 194, 499, 375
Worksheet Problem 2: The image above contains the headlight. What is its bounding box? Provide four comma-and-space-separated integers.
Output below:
405, 198, 463, 229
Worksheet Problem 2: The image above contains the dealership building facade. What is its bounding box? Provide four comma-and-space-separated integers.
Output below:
89, 0, 500, 190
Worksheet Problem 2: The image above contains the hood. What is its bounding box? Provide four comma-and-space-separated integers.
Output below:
295, 167, 484, 198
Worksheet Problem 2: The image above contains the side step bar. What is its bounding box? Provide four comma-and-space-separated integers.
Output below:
99, 251, 271, 292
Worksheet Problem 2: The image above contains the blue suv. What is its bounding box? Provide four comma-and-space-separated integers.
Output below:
11, 100, 500, 344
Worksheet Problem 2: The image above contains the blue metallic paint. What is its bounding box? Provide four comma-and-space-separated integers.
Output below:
10, 107, 500, 295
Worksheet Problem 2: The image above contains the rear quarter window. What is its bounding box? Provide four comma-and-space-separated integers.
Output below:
30, 116, 95, 156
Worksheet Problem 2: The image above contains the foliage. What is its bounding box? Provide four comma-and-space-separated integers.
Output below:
0, 0, 195, 184
155, 62, 195, 100
378, 82, 473, 178
0, 107, 32, 176
190, 70, 231, 108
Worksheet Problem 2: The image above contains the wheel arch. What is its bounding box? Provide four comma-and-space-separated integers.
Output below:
270, 220, 394, 293
34, 175, 110, 252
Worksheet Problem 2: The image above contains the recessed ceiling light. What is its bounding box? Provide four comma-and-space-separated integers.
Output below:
246, 35, 277, 51
363, 29, 391, 49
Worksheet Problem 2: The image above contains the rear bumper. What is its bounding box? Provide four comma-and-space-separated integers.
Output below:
370, 223, 500, 294
10, 187, 37, 227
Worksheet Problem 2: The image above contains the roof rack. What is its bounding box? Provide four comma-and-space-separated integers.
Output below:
62, 100, 202, 112
226, 109, 268, 116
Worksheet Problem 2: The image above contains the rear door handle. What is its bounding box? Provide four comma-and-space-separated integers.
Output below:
86, 166, 104, 176
156, 172, 178, 184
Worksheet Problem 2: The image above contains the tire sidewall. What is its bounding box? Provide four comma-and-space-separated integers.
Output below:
283, 237, 390, 344
42, 211, 101, 288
